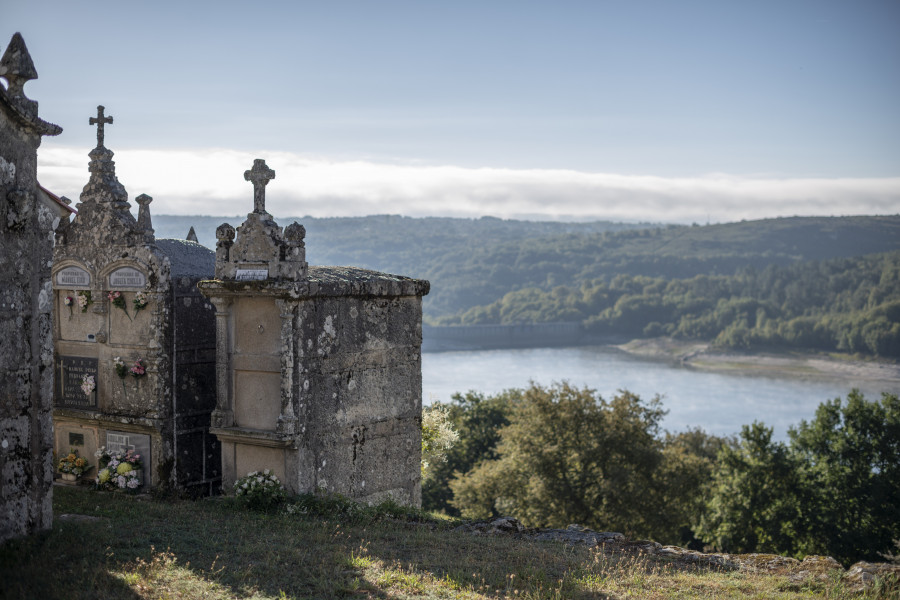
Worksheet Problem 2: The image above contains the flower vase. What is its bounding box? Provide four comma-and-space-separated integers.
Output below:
59, 473, 79, 485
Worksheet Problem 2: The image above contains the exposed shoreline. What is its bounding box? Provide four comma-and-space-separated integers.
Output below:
615, 337, 900, 392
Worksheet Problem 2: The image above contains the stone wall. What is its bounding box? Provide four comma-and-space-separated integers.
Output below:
205, 269, 428, 506
0, 33, 63, 543
295, 284, 425, 505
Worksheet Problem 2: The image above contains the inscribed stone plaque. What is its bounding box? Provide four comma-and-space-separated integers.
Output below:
109, 267, 146, 288
106, 430, 151, 487
56, 266, 90, 287
57, 356, 98, 408
235, 268, 267, 281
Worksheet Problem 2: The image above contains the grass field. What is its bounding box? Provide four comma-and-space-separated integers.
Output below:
0, 486, 894, 599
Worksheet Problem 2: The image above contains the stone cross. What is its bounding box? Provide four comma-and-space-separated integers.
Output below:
244, 159, 275, 214
89, 105, 113, 147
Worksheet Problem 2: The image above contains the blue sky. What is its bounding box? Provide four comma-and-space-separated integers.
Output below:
3, 0, 899, 221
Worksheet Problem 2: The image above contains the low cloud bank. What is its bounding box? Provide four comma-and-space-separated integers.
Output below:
38, 146, 900, 223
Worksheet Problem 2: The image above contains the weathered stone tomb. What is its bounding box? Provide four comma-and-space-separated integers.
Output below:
0, 32, 65, 543
51, 108, 220, 494
198, 160, 429, 505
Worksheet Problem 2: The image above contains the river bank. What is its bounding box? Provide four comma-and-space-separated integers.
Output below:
616, 337, 900, 391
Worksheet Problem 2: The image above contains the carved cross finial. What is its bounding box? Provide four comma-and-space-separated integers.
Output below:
244, 159, 275, 214
89, 105, 113, 147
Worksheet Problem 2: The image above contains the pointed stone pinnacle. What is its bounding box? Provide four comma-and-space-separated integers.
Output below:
0, 33, 38, 98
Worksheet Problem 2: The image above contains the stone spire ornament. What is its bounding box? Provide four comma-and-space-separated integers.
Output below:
0, 32, 61, 134
80, 105, 129, 211
63, 103, 145, 247
0, 32, 38, 99
244, 159, 275, 216
136, 193, 155, 242
211, 159, 307, 281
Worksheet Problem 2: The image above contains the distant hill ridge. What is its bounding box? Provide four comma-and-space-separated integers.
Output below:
150, 214, 900, 320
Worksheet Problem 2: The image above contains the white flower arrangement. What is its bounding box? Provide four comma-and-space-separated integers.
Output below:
80, 374, 95, 397
233, 469, 287, 511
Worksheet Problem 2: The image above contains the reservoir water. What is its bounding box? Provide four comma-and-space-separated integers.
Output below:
422, 346, 900, 440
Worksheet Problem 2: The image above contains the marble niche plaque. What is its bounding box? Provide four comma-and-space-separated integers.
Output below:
56, 356, 98, 408
109, 267, 146, 288
56, 266, 90, 288
106, 430, 151, 487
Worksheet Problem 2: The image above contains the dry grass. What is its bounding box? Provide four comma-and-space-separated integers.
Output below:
0, 486, 895, 599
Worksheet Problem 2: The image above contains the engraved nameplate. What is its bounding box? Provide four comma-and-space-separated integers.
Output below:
56, 356, 98, 408
109, 267, 146, 288
235, 269, 268, 281
56, 266, 90, 287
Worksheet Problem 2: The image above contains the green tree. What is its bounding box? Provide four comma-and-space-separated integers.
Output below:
449, 383, 672, 538
698, 391, 900, 564
789, 390, 900, 564
696, 422, 804, 556
651, 429, 732, 547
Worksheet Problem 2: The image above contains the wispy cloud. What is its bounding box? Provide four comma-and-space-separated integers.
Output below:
38, 146, 900, 223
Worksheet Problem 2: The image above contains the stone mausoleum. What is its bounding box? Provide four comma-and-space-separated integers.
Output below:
199, 160, 429, 506
0, 33, 68, 543
51, 107, 220, 494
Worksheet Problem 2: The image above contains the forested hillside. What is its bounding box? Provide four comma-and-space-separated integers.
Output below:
153, 214, 900, 355
447, 251, 900, 357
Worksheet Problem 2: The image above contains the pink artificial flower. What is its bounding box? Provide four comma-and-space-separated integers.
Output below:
130, 359, 146, 377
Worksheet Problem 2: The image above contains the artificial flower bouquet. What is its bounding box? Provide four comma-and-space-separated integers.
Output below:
57, 449, 92, 478
95, 446, 144, 492
133, 291, 149, 315
77, 290, 91, 312
80, 374, 95, 397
